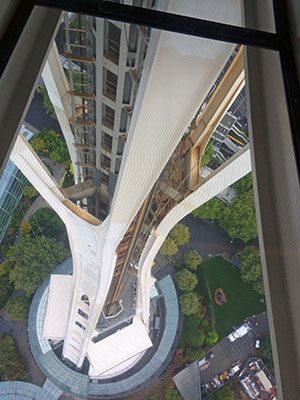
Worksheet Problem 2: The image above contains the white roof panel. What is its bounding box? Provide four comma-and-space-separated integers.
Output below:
43, 274, 73, 340
87, 316, 152, 377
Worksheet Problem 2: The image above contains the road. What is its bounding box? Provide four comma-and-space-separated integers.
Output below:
153, 214, 243, 277
181, 214, 243, 260
25, 92, 62, 137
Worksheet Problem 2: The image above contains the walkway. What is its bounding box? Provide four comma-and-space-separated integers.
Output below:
0, 379, 62, 400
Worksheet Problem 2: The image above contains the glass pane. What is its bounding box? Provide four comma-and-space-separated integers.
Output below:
0, 3, 279, 400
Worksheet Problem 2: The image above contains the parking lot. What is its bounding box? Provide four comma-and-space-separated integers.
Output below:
200, 314, 269, 384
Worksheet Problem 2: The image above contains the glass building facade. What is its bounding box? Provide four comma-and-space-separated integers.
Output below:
0, 126, 34, 243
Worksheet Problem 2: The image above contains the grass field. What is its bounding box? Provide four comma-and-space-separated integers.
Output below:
200, 256, 266, 339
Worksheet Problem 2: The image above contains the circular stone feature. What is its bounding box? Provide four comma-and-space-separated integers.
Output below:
214, 288, 227, 306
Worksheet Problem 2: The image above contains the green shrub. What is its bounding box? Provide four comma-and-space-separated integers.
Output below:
169, 224, 190, 246
184, 250, 202, 270
8, 295, 30, 320
184, 315, 201, 330
176, 269, 198, 292
205, 330, 219, 347
160, 238, 178, 256
179, 292, 200, 315
186, 347, 205, 361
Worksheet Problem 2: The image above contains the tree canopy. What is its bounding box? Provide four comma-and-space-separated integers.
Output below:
181, 328, 205, 348
8, 235, 66, 296
160, 238, 178, 256
176, 269, 198, 292
23, 185, 38, 199
165, 388, 182, 400
0, 274, 14, 310
237, 245, 264, 295
20, 221, 31, 235
38, 85, 56, 119
200, 141, 213, 167
232, 172, 253, 195
184, 250, 202, 270
8, 295, 31, 320
179, 292, 200, 315
184, 315, 201, 330
0, 334, 28, 381
258, 335, 274, 370
169, 224, 190, 246
218, 189, 258, 242
215, 384, 234, 400
193, 197, 225, 221
30, 208, 65, 238
30, 128, 70, 167
193, 174, 258, 243
186, 347, 205, 361
205, 330, 219, 347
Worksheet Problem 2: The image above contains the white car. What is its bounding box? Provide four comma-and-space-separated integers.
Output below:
227, 322, 252, 342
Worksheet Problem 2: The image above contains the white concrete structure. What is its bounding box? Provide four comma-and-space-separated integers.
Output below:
87, 316, 152, 377
136, 147, 251, 328
42, 44, 81, 183
10, 0, 246, 373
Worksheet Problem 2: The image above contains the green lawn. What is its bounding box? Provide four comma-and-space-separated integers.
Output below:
199, 256, 266, 339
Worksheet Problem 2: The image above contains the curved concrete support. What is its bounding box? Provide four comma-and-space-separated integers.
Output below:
42, 43, 81, 183
9, 134, 116, 367
137, 147, 251, 328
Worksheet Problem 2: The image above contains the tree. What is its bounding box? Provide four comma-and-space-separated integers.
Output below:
238, 245, 264, 295
0, 334, 28, 381
193, 197, 225, 221
30, 208, 65, 238
184, 315, 201, 330
205, 330, 219, 347
183, 328, 205, 347
38, 85, 57, 119
258, 335, 274, 370
19, 221, 31, 235
215, 383, 234, 400
179, 292, 200, 315
176, 269, 198, 292
184, 250, 202, 270
186, 347, 205, 361
8, 235, 66, 296
30, 137, 47, 153
218, 188, 257, 242
23, 185, 38, 199
201, 140, 213, 166
0, 275, 14, 310
31, 128, 70, 166
160, 238, 178, 256
49, 151, 62, 162
169, 224, 190, 246
8, 295, 30, 320
232, 172, 253, 195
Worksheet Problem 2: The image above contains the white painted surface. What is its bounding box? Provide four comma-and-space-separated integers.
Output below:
43, 275, 73, 340
87, 316, 152, 377
137, 148, 252, 327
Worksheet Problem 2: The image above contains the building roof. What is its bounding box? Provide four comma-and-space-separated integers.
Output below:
256, 370, 273, 392
87, 316, 152, 377
173, 361, 202, 400
43, 274, 73, 340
